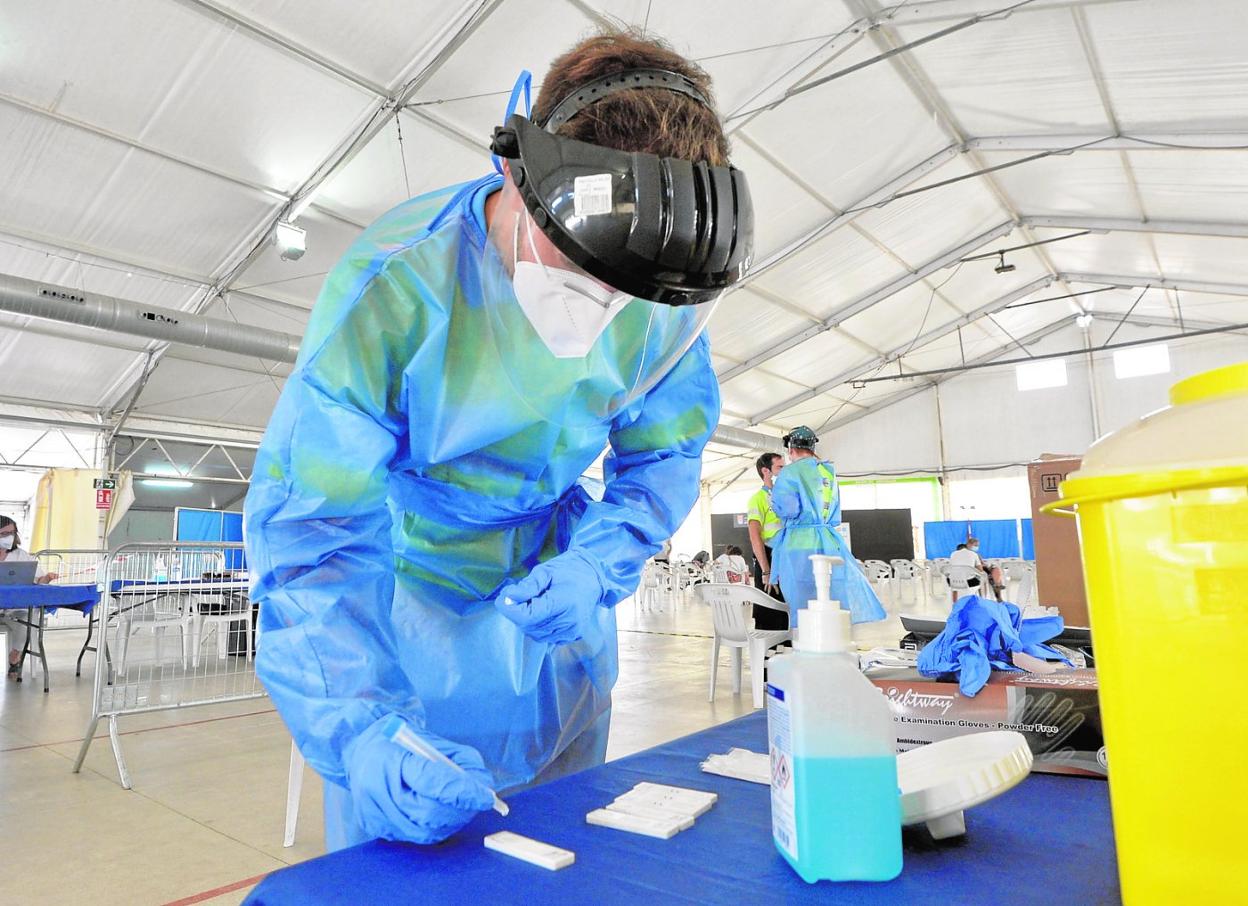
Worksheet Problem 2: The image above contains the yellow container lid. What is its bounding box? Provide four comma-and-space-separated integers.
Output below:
1046, 361, 1248, 510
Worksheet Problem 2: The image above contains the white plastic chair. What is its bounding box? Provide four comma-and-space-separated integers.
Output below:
637, 561, 664, 613
946, 563, 985, 600
678, 562, 707, 595
116, 593, 195, 674
1013, 568, 1036, 608
697, 583, 790, 709
890, 559, 924, 603
998, 559, 1031, 598
862, 560, 893, 601
863, 559, 891, 578
927, 558, 951, 596
189, 592, 254, 667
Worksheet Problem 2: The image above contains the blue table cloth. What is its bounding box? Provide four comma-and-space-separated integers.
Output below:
0, 583, 99, 615
246, 711, 1119, 905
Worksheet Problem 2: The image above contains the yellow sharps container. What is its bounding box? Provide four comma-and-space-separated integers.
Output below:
1044, 361, 1248, 903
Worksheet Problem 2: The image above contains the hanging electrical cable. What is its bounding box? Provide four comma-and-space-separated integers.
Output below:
960, 230, 1091, 263
853, 318, 1248, 384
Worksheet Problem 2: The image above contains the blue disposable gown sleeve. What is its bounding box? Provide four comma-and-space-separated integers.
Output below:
769, 469, 802, 521
568, 334, 721, 605
245, 281, 425, 789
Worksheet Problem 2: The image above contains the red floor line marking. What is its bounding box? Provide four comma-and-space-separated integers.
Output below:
161, 871, 270, 906
0, 706, 277, 753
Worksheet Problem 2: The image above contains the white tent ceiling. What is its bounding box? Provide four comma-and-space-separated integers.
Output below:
1, 0, 1246, 446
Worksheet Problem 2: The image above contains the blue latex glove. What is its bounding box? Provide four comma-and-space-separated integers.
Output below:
343, 715, 497, 845
495, 549, 605, 649
917, 595, 1070, 697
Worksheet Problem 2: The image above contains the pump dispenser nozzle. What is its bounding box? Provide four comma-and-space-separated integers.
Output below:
798, 555, 852, 653
810, 555, 836, 604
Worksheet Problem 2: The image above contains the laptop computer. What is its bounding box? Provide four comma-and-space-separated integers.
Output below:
0, 561, 39, 585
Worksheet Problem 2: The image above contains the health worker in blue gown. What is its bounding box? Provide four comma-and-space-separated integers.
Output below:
769, 426, 887, 626
244, 35, 754, 850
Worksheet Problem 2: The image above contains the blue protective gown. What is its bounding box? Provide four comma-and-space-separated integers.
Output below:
244, 174, 719, 846
769, 457, 886, 624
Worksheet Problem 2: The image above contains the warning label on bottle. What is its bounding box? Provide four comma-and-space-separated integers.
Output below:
767, 682, 797, 860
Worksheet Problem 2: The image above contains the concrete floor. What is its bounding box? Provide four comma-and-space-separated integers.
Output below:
0, 578, 951, 905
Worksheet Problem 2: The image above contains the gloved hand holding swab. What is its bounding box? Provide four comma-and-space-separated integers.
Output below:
381, 715, 509, 816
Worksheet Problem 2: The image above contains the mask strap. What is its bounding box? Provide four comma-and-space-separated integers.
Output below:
520, 212, 554, 280
493, 70, 532, 174
512, 210, 548, 282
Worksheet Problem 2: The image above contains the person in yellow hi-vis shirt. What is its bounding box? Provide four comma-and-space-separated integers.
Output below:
747, 452, 786, 631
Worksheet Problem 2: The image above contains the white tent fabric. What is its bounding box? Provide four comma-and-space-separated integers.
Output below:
1, 0, 1245, 444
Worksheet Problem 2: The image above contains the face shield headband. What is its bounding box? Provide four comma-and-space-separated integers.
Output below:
490, 68, 754, 306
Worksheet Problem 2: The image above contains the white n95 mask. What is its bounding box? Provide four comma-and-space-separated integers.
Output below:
0, 535, 14, 551
511, 212, 632, 358
512, 261, 632, 358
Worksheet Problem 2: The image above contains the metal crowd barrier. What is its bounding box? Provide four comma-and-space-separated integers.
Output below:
34, 549, 107, 637
71, 541, 263, 789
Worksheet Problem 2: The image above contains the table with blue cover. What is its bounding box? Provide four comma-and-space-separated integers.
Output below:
246, 711, 1119, 905
1, 584, 99, 692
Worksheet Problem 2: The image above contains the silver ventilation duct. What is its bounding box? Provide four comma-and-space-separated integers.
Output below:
0, 273, 301, 363
710, 423, 782, 453
3, 274, 800, 452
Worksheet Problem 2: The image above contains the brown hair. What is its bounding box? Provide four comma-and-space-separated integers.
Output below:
755, 452, 782, 479
534, 29, 729, 166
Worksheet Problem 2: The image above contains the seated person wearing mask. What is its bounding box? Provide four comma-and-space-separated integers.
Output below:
949, 538, 1005, 602
0, 515, 57, 679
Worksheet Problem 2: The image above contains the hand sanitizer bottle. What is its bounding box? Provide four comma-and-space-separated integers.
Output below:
765, 554, 902, 883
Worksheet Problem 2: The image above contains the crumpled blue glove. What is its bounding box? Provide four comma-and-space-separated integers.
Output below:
917, 595, 1070, 697
494, 549, 605, 649
343, 715, 497, 844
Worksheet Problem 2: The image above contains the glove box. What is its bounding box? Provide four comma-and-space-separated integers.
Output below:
865, 667, 1105, 778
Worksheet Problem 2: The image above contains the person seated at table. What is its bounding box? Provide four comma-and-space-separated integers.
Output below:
949, 537, 1004, 602
0, 516, 56, 679
713, 545, 749, 584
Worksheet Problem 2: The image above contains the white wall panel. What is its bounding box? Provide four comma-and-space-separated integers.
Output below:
820, 386, 940, 475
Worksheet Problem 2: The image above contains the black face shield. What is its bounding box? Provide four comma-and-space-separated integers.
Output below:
489, 69, 754, 306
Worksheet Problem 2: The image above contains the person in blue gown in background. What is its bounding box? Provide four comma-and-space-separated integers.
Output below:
770, 426, 887, 626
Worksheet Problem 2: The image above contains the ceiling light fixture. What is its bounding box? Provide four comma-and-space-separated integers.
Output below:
1076, 313, 1094, 329
141, 478, 194, 489
994, 252, 1016, 275
274, 221, 307, 261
